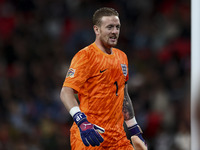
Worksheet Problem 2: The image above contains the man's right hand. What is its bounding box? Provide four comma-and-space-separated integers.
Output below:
73, 112, 105, 147
131, 135, 148, 150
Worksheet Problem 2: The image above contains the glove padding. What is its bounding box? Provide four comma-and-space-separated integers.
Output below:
73, 112, 105, 147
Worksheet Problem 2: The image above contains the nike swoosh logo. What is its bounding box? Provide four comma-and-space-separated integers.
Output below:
100, 69, 107, 73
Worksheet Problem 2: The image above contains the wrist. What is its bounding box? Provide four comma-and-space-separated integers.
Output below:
73, 111, 87, 126
128, 124, 143, 136
69, 106, 81, 116
125, 117, 137, 128
70, 106, 87, 126
128, 124, 145, 143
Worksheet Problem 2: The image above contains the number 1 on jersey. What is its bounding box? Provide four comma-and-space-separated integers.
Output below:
114, 81, 118, 96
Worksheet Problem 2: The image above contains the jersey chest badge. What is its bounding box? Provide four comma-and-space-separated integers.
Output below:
121, 64, 127, 76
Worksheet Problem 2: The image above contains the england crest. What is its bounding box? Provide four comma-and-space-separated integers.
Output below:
121, 64, 127, 76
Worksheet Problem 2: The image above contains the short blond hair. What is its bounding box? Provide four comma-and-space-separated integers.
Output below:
93, 7, 119, 26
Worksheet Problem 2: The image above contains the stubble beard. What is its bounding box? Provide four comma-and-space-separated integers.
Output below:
100, 36, 118, 49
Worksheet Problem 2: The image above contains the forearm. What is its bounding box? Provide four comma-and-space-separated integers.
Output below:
60, 86, 79, 112
123, 84, 136, 123
123, 83, 145, 144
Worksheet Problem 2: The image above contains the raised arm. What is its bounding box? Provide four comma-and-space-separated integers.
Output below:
123, 83, 146, 148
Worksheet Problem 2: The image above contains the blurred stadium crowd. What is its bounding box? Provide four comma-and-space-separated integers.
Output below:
0, 0, 190, 150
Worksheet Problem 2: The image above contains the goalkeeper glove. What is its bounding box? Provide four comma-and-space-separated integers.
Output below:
128, 124, 145, 143
73, 112, 105, 147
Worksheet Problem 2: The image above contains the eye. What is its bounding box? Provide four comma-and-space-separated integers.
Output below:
107, 26, 112, 30
116, 25, 120, 30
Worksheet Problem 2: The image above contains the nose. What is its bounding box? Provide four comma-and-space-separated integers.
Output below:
112, 27, 119, 34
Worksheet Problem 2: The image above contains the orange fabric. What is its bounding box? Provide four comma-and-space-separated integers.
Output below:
70, 129, 134, 150
63, 43, 131, 149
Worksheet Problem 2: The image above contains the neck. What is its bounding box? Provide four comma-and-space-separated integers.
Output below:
94, 40, 112, 55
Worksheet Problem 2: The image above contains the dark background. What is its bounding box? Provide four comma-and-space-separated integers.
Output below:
0, 0, 190, 149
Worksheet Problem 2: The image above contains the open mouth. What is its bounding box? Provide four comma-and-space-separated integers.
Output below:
110, 36, 117, 39
109, 36, 117, 42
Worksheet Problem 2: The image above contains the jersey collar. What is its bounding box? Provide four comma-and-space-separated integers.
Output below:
92, 42, 115, 58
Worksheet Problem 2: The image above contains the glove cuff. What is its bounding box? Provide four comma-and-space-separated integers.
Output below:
128, 124, 145, 143
73, 112, 87, 126
128, 124, 143, 136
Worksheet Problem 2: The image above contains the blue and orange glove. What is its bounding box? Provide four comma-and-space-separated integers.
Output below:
128, 124, 145, 144
73, 112, 105, 147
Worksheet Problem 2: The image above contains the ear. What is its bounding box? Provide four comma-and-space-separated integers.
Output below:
93, 25, 100, 35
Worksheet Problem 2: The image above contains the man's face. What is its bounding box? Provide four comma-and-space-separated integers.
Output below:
96, 16, 120, 48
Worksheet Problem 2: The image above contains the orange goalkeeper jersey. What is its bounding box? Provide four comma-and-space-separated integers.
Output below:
63, 43, 131, 148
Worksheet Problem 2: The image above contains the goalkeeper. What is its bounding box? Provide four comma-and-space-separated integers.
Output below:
60, 7, 147, 150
